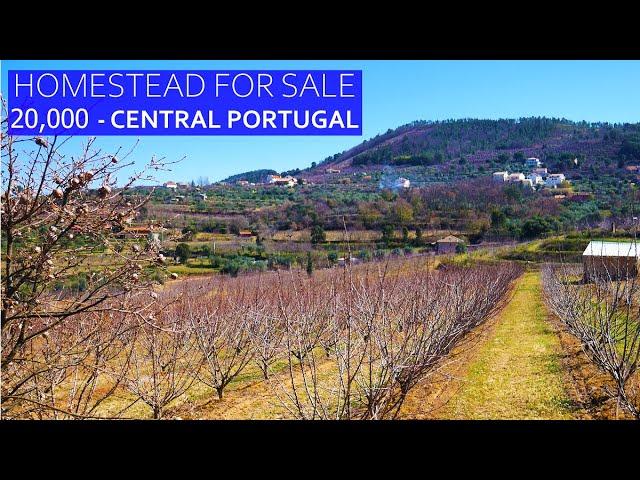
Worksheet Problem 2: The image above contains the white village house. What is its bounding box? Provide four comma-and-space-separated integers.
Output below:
266, 175, 297, 187
526, 157, 542, 168
163, 181, 178, 191
527, 173, 545, 185
520, 178, 534, 189
493, 168, 566, 190
493, 171, 508, 182
545, 173, 567, 188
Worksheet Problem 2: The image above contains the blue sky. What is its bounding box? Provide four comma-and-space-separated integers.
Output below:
2, 60, 640, 184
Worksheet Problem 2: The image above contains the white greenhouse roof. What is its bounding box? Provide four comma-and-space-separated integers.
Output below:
583, 241, 640, 257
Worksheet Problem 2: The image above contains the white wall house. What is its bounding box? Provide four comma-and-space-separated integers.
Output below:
545, 173, 567, 188
508, 173, 525, 182
532, 167, 548, 176
527, 173, 544, 185
526, 157, 542, 168
267, 175, 297, 187
163, 181, 178, 190
493, 171, 508, 182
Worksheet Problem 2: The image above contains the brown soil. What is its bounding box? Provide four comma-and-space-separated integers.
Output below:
548, 314, 635, 420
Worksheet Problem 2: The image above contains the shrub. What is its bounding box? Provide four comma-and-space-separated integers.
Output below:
175, 243, 191, 264
357, 249, 372, 261
311, 225, 326, 244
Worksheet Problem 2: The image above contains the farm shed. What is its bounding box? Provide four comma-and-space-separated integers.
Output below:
583, 241, 640, 281
436, 235, 465, 254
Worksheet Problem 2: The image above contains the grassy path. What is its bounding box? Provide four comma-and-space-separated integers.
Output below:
437, 271, 576, 419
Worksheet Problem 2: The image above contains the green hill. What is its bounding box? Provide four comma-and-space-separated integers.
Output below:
221, 169, 278, 184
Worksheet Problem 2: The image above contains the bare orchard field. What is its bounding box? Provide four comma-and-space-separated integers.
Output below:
401, 272, 575, 419
2, 257, 521, 419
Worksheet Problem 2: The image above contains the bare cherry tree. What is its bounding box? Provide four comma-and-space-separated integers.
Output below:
121, 295, 202, 419
1, 98, 180, 417
188, 279, 255, 400
268, 259, 520, 419
270, 272, 337, 418
543, 261, 640, 419
247, 303, 284, 380
1, 304, 141, 419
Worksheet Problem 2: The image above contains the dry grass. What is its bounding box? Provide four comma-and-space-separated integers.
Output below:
403, 271, 577, 419
92, 356, 336, 420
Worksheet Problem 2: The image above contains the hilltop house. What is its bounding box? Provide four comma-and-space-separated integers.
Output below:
527, 173, 545, 186
520, 178, 534, 189
436, 235, 465, 254
526, 157, 542, 168
325, 168, 341, 174
236, 180, 250, 186
163, 181, 178, 191
532, 167, 548, 176
583, 241, 640, 281
266, 175, 297, 187
493, 171, 508, 182
545, 173, 566, 188
493, 171, 536, 188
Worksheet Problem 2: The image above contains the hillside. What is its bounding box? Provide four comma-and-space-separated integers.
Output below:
299, 118, 640, 184
221, 169, 278, 184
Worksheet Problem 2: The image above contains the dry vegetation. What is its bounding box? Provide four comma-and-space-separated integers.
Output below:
543, 262, 640, 418
412, 272, 575, 419
1, 252, 521, 418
